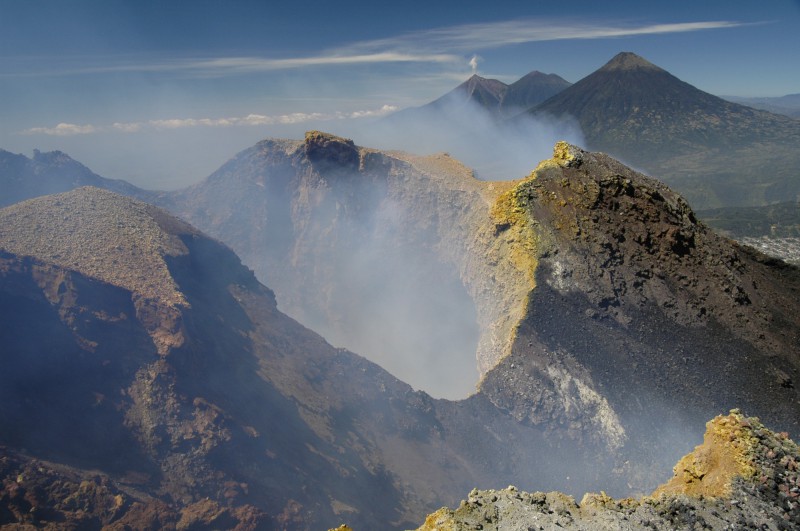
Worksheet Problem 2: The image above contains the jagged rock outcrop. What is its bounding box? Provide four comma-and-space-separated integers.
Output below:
304, 130, 360, 170
413, 411, 800, 530
0, 447, 267, 530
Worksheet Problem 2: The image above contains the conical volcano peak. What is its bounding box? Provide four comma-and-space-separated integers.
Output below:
600, 51, 664, 72
463, 73, 497, 85
461, 74, 507, 95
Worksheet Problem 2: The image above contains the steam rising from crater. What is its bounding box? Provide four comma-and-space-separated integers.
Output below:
340, 89, 585, 182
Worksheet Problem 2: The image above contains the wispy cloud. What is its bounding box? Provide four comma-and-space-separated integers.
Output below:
22, 123, 98, 136
4, 19, 751, 79
181, 53, 460, 74
342, 20, 750, 55
5, 52, 461, 78
20, 105, 398, 136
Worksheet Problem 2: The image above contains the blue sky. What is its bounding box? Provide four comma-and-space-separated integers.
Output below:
1, 0, 798, 188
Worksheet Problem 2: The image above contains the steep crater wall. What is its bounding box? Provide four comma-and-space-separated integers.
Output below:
162, 133, 800, 465
166, 132, 539, 399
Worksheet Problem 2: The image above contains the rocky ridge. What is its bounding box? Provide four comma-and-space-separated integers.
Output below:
0, 187, 196, 354
481, 140, 800, 463
413, 410, 800, 530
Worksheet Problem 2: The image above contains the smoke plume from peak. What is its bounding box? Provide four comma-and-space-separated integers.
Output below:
469, 54, 482, 74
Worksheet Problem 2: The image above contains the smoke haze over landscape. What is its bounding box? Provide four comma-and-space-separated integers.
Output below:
2, 2, 800, 529
344, 98, 586, 182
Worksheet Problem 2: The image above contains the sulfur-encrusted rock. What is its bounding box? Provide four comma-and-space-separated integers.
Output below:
413, 411, 800, 530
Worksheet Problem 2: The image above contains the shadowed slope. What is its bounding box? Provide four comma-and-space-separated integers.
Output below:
0, 149, 143, 208
0, 187, 613, 529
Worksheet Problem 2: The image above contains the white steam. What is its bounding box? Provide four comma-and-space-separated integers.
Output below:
342, 92, 585, 182
469, 54, 482, 74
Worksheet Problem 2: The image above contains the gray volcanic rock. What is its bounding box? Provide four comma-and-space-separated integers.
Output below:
414, 411, 800, 530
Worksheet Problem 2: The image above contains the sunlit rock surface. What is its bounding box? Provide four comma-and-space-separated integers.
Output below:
413, 411, 800, 530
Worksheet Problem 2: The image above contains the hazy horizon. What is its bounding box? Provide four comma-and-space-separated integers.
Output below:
1, 0, 798, 189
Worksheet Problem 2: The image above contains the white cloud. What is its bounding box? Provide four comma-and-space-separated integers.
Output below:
22, 123, 97, 136
342, 20, 748, 55
348, 105, 398, 119
184, 52, 460, 74
19, 105, 399, 136
112, 122, 144, 133
8, 52, 461, 79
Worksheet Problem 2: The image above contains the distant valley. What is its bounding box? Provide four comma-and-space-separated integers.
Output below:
723, 93, 800, 119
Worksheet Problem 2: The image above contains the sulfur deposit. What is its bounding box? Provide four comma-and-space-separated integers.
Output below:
413, 410, 800, 530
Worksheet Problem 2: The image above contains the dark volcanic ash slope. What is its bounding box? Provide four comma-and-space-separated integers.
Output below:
480, 142, 800, 468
